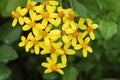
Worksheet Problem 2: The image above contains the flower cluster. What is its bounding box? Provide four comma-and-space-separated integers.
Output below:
11, 0, 98, 75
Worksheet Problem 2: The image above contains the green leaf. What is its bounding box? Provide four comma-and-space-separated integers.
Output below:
0, 63, 11, 80
98, 0, 120, 11
77, 0, 100, 18
0, 0, 27, 17
70, 0, 90, 17
99, 20, 118, 40
62, 66, 78, 80
0, 22, 22, 44
0, 45, 18, 63
43, 73, 58, 80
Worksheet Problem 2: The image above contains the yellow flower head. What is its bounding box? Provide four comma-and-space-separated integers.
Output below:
79, 18, 98, 40
12, 6, 27, 27
42, 55, 66, 75
74, 37, 93, 57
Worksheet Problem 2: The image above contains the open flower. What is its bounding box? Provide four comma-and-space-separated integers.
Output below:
34, 0, 58, 13
25, 0, 37, 13
42, 56, 66, 75
62, 9, 77, 31
22, 11, 42, 36
60, 43, 75, 64
74, 37, 93, 57
41, 41, 63, 58
12, 6, 27, 27
79, 18, 98, 40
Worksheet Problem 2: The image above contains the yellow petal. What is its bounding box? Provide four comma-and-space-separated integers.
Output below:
45, 69, 52, 74
57, 63, 66, 68
50, 30, 61, 35
45, 24, 52, 32
61, 55, 67, 64
86, 18, 93, 26
24, 17, 31, 24
51, 54, 57, 63
62, 35, 69, 43
66, 49, 75, 55
92, 24, 98, 29
71, 22, 77, 30
72, 37, 77, 46
74, 44, 82, 50
32, 27, 39, 36
25, 42, 33, 52
41, 50, 50, 55
19, 17, 24, 25
21, 8, 27, 16
89, 31, 95, 40
56, 69, 64, 75
18, 42, 25, 47
22, 25, 31, 31
12, 19, 17, 27
34, 5, 44, 13
49, 1, 59, 5
87, 46, 93, 53
41, 63, 50, 68
21, 36, 26, 41
34, 45, 39, 54
44, 37, 50, 45
83, 49, 87, 57
85, 37, 90, 44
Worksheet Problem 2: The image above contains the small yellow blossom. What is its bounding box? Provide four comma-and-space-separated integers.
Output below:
50, 29, 73, 43
34, 0, 58, 13
24, 32, 42, 54
22, 11, 42, 36
41, 41, 63, 58
26, 0, 37, 13
42, 56, 66, 75
79, 18, 98, 40
19, 32, 33, 52
74, 37, 93, 57
12, 6, 27, 27
38, 24, 53, 45
60, 43, 75, 64
62, 9, 77, 31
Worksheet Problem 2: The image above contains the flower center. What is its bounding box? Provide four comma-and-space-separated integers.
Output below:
68, 14, 75, 21
33, 40, 39, 45
63, 49, 67, 55
26, 4, 33, 10
60, 30, 66, 36
42, 11, 49, 19
51, 64, 58, 71
29, 21, 36, 27
87, 26, 93, 32
41, 31, 48, 37
72, 31, 79, 37
24, 40, 29, 44
82, 43, 87, 49
13, 11, 21, 18
58, 11, 65, 18
50, 48, 56, 53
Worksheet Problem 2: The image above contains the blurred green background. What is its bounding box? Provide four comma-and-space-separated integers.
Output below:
0, 0, 120, 80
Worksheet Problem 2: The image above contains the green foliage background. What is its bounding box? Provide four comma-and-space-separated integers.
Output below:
0, 0, 120, 80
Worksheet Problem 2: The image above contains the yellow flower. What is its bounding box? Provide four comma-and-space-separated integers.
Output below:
60, 43, 75, 64
34, 0, 58, 13
41, 41, 63, 58
25, 0, 37, 13
24, 32, 42, 54
50, 29, 73, 43
79, 18, 98, 40
62, 8, 77, 31
42, 56, 66, 75
74, 37, 93, 57
55, 7, 67, 26
38, 24, 52, 45
68, 28, 83, 46
12, 6, 27, 27
22, 11, 42, 36
19, 32, 33, 52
